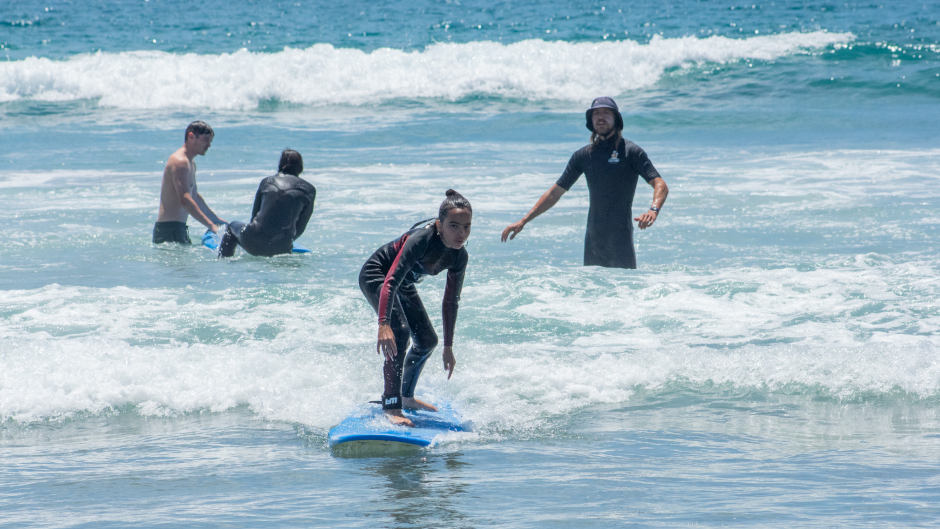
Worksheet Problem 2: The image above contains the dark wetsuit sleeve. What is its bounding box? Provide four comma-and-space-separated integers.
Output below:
630, 144, 662, 183
294, 187, 315, 238
249, 179, 265, 222
377, 234, 427, 325
441, 250, 468, 347
555, 148, 586, 190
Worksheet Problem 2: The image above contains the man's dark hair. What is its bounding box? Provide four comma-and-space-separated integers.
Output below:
278, 149, 303, 176
185, 120, 214, 142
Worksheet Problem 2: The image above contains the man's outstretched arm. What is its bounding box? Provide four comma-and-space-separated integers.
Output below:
501, 184, 567, 241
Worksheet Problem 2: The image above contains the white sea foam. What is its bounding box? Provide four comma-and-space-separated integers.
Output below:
2, 246, 936, 433
0, 284, 376, 426
0, 32, 854, 109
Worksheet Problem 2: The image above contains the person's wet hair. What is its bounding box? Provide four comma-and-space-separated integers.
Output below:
438, 189, 472, 221
185, 120, 214, 141
278, 149, 303, 176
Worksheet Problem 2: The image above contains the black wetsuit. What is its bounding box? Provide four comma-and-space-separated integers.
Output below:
556, 136, 661, 269
219, 173, 316, 257
358, 222, 468, 410
152, 221, 192, 244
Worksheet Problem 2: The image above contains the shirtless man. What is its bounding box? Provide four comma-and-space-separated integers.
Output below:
153, 121, 226, 244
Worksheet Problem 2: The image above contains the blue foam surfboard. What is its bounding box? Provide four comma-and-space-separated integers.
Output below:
202, 229, 310, 254
328, 402, 469, 456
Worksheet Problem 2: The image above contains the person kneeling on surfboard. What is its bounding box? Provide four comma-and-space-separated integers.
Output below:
218, 149, 316, 257
358, 190, 471, 427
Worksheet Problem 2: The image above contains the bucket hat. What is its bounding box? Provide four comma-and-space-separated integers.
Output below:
584, 96, 624, 132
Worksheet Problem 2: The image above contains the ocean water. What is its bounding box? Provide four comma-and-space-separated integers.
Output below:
1, 0, 939, 527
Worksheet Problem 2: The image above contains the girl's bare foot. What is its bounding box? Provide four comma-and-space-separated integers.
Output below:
384, 408, 414, 427
402, 397, 438, 412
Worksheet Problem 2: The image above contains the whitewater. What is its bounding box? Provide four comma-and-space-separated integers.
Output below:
2, 0, 939, 527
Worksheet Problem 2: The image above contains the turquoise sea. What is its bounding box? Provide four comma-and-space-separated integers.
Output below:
2, 1, 939, 527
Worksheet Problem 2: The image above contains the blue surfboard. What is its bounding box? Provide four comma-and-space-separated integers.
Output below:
202, 229, 310, 254
328, 402, 470, 456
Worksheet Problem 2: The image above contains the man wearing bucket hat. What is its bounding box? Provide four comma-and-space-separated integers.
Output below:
501, 96, 668, 269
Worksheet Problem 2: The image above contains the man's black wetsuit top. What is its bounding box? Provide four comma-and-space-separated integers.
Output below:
556, 135, 661, 269
358, 222, 468, 410
221, 173, 315, 257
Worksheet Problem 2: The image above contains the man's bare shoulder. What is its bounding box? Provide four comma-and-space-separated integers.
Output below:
164, 147, 192, 177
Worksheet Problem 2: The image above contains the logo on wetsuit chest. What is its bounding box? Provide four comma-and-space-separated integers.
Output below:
608, 150, 620, 164
407, 261, 429, 283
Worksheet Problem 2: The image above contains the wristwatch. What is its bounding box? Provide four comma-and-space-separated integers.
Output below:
649, 205, 660, 213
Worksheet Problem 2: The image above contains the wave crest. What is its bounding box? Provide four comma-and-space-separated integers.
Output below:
0, 31, 853, 109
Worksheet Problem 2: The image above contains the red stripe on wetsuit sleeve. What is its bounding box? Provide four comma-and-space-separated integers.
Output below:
377, 234, 409, 324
